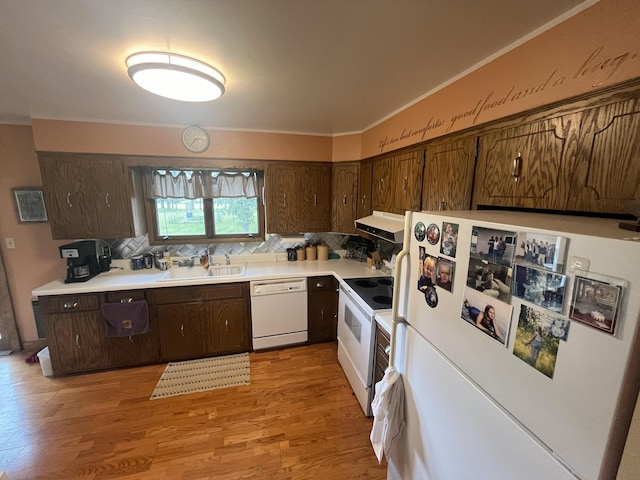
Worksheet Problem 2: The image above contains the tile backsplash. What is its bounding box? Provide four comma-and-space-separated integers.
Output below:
100, 232, 351, 260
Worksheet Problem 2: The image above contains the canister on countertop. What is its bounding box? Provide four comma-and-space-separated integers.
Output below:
131, 254, 144, 270
143, 253, 154, 269
306, 245, 317, 261
296, 247, 306, 261
317, 244, 329, 261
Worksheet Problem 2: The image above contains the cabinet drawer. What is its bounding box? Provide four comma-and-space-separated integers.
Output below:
40, 294, 100, 314
150, 282, 248, 305
104, 290, 146, 304
308, 275, 335, 292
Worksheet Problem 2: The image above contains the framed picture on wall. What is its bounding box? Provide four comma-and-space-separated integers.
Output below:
11, 187, 48, 223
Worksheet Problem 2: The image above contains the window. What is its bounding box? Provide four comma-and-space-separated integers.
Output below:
144, 169, 264, 244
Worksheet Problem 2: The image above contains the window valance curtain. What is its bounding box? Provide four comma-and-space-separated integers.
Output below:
144, 169, 258, 199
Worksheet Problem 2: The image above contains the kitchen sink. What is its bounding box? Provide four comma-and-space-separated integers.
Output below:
208, 263, 246, 277
156, 263, 246, 282
156, 266, 210, 282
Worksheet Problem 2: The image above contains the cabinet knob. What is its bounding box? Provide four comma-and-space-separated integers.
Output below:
384, 345, 391, 355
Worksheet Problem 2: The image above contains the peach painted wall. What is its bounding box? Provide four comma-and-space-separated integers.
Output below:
0, 125, 68, 343
332, 134, 362, 162
31, 120, 333, 162
362, 0, 640, 158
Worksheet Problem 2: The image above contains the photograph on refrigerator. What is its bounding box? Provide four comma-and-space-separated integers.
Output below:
514, 232, 568, 272
461, 286, 513, 346
470, 226, 517, 266
426, 223, 440, 245
569, 276, 623, 335
512, 265, 566, 313
513, 304, 568, 378
417, 254, 436, 293
467, 257, 511, 303
440, 221, 459, 258
436, 257, 455, 292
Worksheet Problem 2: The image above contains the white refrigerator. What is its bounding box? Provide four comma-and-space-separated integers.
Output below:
387, 210, 640, 480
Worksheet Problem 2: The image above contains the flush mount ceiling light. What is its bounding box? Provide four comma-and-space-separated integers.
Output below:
126, 52, 225, 102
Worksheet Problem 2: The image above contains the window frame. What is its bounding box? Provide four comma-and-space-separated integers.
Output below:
145, 170, 265, 246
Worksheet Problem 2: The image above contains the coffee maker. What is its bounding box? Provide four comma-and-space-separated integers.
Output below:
59, 240, 101, 283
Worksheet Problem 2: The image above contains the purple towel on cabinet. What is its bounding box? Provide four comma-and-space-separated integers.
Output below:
101, 300, 150, 337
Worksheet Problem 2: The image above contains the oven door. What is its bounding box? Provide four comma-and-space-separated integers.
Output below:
337, 284, 375, 386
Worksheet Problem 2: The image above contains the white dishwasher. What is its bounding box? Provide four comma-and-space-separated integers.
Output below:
250, 278, 308, 350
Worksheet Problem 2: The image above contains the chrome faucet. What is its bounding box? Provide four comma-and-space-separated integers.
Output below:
225, 252, 231, 265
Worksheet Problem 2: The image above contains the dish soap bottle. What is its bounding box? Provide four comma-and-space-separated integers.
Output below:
164, 247, 171, 267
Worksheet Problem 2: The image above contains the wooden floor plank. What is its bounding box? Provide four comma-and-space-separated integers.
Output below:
0, 343, 387, 480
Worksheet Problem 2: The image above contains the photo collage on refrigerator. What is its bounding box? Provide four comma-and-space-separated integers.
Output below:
414, 218, 628, 379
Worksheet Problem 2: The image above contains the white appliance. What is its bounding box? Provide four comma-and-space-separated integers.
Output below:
250, 278, 308, 350
337, 277, 393, 415
387, 210, 640, 480
355, 210, 405, 243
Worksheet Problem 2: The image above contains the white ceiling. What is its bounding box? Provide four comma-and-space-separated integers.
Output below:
0, 0, 593, 135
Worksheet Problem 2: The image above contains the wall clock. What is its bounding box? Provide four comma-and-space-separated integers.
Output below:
182, 126, 210, 153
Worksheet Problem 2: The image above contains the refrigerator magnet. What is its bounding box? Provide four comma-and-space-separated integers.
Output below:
440, 222, 459, 258
425, 286, 438, 308
414, 221, 427, 242
427, 223, 440, 245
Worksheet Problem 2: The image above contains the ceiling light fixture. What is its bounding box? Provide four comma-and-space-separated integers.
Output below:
126, 52, 225, 102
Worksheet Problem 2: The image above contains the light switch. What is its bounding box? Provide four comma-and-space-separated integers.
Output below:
569, 256, 589, 275
5, 238, 15, 249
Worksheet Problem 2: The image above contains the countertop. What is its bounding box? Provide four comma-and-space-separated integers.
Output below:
32, 253, 392, 297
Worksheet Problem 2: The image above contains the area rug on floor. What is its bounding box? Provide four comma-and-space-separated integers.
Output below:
150, 353, 250, 400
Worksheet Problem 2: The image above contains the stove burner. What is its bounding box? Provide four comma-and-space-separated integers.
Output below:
355, 279, 378, 288
372, 295, 392, 305
378, 278, 393, 286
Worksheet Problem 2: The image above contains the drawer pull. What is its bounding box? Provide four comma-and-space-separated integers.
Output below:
314, 193, 317, 207
66, 192, 72, 207
320, 308, 324, 321
120, 298, 133, 303
75, 334, 80, 347
64, 301, 79, 309
105, 192, 111, 207
315, 282, 325, 288
342, 194, 347, 206
180, 324, 185, 337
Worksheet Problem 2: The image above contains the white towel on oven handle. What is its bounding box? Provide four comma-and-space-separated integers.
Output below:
370, 365, 406, 463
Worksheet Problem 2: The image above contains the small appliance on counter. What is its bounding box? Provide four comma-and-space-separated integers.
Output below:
59, 240, 100, 283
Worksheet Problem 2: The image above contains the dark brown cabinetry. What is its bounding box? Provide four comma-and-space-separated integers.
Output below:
149, 283, 251, 362
38, 153, 146, 240
265, 162, 331, 233
422, 135, 477, 211
307, 275, 338, 344
373, 325, 390, 386
566, 99, 640, 214
472, 117, 571, 211
358, 158, 374, 219
41, 293, 108, 375
372, 150, 424, 214
331, 162, 359, 233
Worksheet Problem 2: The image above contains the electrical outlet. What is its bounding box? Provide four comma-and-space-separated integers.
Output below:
5, 237, 15, 249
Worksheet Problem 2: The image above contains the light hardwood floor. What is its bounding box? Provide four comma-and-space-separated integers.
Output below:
0, 343, 387, 480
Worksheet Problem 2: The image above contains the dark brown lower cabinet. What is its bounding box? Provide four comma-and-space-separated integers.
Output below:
157, 302, 208, 361
307, 275, 338, 344
373, 325, 390, 386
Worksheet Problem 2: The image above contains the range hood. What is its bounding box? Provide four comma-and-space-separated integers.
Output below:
355, 211, 405, 243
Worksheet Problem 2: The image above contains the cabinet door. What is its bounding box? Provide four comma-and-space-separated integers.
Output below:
422, 135, 477, 211
393, 150, 424, 213
371, 157, 394, 212
208, 298, 251, 355
307, 276, 338, 344
157, 302, 207, 361
566, 100, 640, 214
265, 163, 299, 233
331, 163, 359, 233
472, 118, 571, 210
358, 158, 373, 219
89, 157, 135, 238
47, 312, 108, 375
39, 155, 96, 239
303, 164, 331, 232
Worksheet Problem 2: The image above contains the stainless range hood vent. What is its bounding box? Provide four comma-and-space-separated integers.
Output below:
355, 211, 405, 243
